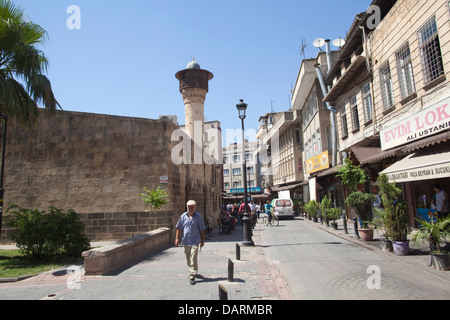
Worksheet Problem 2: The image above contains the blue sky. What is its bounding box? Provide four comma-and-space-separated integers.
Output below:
18, 0, 370, 143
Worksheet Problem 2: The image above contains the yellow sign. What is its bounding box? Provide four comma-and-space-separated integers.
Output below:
306, 151, 330, 174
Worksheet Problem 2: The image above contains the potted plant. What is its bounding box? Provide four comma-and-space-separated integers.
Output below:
345, 191, 375, 241
378, 174, 410, 255
412, 216, 450, 271
305, 200, 319, 222
327, 208, 341, 230
321, 196, 332, 226
372, 207, 393, 252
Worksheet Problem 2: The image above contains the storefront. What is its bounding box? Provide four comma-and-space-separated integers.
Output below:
380, 140, 450, 226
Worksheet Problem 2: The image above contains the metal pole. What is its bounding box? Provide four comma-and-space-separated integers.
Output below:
241, 118, 254, 247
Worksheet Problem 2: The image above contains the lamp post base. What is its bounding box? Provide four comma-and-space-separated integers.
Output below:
241, 213, 254, 247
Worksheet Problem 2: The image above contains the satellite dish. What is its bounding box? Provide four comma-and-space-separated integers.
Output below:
313, 38, 326, 48
332, 38, 346, 48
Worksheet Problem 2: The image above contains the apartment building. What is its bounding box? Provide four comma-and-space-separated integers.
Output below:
223, 140, 263, 202
256, 110, 304, 201
291, 51, 340, 204
324, 0, 450, 225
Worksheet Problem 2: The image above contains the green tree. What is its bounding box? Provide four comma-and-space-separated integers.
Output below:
336, 158, 369, 193
0, 0, 60, 124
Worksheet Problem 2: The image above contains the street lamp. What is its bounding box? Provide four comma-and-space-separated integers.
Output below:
236, 99, 254, 247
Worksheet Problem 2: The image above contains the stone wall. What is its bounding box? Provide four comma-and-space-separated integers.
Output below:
1, 110, 223, 243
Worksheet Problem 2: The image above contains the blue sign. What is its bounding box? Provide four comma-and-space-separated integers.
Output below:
230, 187, 261, 194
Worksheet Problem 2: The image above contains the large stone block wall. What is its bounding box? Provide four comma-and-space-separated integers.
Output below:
1, 110, 222, 243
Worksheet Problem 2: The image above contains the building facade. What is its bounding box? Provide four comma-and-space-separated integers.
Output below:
323, 0, 450, 224
1, 59, 223, 243
223, 140, 263, 202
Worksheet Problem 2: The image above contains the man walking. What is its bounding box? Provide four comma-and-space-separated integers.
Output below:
175, 200, 206, 285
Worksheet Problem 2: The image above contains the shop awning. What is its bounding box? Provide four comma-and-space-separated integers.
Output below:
380, 147, 450, 183
271, 182, 306, 192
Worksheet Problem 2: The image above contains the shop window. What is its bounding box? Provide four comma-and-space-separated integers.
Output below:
418, 16, 444, 84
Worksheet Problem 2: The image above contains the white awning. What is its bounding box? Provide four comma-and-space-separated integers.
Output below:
380, 147, 450, 183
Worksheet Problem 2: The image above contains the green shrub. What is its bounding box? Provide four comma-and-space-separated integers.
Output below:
6, 205, 91, 259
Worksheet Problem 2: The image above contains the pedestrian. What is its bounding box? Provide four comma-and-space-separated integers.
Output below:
250, 200, 256, 217
256, 202, 261, 219
265, 200, 274, 225
433, 184, 449, 220
175, 200, 206, 285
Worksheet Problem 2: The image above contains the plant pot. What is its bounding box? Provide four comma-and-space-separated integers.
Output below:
331, 222, 338, 230
312, 217, 318, 223
381, 239, 393, 252
431, 253, 450, 271
392, 240, 410, 256
358, 228, 373, 241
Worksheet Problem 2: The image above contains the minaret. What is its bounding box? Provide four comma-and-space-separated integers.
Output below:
175, 58, 214, 141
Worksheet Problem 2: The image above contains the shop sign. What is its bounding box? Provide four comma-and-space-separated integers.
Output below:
306, 151, 329, 174
380, 97, 450, 150
385, 162, 450, 183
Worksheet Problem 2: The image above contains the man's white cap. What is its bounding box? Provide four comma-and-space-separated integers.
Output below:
186, 200, 196, 206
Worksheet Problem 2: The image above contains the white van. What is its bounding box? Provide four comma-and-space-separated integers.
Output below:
270, 198, 295, 220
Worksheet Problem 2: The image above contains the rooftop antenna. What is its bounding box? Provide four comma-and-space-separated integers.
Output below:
270, 101, 275, 113
332, 38, 346, 49
300, 38, 307, 59
313, 38, 325, 51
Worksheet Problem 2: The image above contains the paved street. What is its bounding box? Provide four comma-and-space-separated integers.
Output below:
262, 216, 450, 300
0, 217, 449, 300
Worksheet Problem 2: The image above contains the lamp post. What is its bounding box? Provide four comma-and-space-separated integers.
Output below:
236, 99, 254, 247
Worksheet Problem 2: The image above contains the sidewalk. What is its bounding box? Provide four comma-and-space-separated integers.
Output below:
0, 222, 293, 300
1, 216, 448, 300
301, 216, 450, 282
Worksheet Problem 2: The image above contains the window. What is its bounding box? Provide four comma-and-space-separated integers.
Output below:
295, 129, 302, 145
233, 168, 241, 176
326, 125, 332, 151
304, 140, 309, 160
396, 42, 416, 98
223, 156, 228, 164
247, 166, 254, 174
362, 83, 373, 122
341, 105, 349, 138
312, 133, 316, 156
224, 182, 230, 189
232, 154, 240, 163
233, 181, 241, 188
418, 16, 444, 84
379, 61, 395, 110
350, 96, 360, 131
224, 169, 229, 177
245, 153, 253, 161
316, 128, 322, 154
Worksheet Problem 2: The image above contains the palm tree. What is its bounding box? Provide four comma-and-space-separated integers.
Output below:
0, 0, 60, 123
0, 0, 60, 233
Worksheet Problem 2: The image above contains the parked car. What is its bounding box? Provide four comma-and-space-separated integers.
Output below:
270, 198, 295, 220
